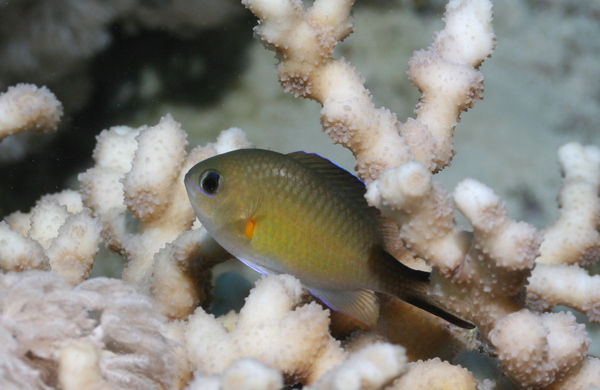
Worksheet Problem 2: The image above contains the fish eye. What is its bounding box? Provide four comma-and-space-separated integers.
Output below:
199, 170, 222, 195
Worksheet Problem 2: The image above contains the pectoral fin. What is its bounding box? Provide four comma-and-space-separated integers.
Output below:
309, 287, 379, 327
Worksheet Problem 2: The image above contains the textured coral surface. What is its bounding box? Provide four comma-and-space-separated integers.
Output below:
1, 0, 600, 389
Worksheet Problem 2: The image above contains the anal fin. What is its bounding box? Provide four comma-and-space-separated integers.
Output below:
309, 287, 379, 327
237, 257, 272, 276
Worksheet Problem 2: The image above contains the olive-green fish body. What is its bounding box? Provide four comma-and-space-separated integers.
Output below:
185, 149, 472, 328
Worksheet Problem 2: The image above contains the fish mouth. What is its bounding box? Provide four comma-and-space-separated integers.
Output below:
183, 170, 194, 190
184, 171, 201, 197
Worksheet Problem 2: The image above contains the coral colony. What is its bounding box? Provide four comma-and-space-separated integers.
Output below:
1, 0, 600, 389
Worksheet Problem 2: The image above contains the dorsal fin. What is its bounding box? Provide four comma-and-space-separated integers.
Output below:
378, 217, 403, 254
286, 151, 367, 205
286, 151, 374, 213
286, 151, 399, 248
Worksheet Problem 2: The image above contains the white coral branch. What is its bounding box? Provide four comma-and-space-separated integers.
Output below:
1, 190, 102, 284
183, 274, 346, 385
0, 83, 63, 140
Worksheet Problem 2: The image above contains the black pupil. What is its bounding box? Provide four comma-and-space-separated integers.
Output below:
201, 171, 220, 194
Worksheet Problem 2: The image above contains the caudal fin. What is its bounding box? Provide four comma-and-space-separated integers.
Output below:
377, 249, 475, 329
404, 295, 475, 329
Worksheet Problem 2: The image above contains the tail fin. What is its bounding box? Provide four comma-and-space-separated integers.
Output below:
376, 249, 475, 329
404, 294, 475, 329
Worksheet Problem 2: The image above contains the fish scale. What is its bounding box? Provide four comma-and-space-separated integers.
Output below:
185, 148, 473, 328
254, 161, 366, 284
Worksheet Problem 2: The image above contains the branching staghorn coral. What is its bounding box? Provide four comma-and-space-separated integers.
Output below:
242, 0, 494, 181
359, 100, 600, 389
245, 0, 600, 387
0, 83, 62, 139
0, 83, 63, 161
365, 153, 597, 387
175, 274, 408, 388
1, 0, 600, 389
527, 143, 600, 320
1, 190, 101, 285
307, 341, 406, 390
390, 358, 479, 390
181, 274, 345, 385
78, 115, 249, 318
185, 358, 284, 390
